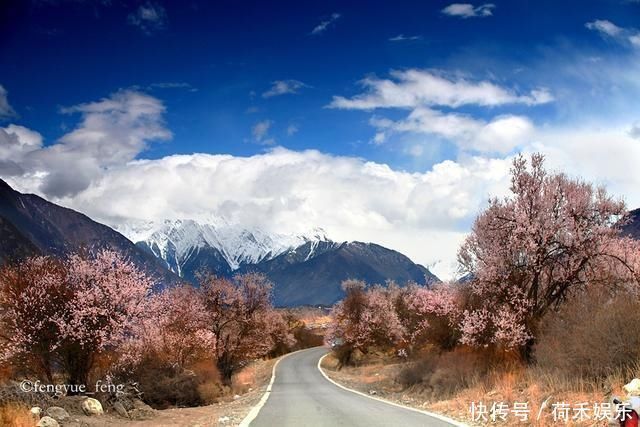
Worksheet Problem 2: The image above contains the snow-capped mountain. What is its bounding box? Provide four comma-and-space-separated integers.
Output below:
116, 217, 440, 306
115, 218, 331, 278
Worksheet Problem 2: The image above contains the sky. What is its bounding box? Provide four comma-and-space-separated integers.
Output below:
1, 0, 640, 279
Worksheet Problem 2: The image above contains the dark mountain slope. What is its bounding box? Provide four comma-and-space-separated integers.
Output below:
0, 179, 179, 287
241, 241, 439, 306
621, 208, 640, 239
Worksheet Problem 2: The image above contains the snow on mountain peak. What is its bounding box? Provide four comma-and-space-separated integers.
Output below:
115, 218, 331, 271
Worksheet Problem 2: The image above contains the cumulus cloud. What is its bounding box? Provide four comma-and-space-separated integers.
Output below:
328, 69, 553, 110
330, 69, 549, 154
0, 90, 171, 197
0, 85, 17, 120
252, 120, 274, 144
372, 108, 534, 154
441, 3, 495, 18
586, 19, 640, 47
0, 125, 43, 176
586, 20, 623, 37
262, 80, 308, 98
311, 13, 341, 35
128, 1, 168, 35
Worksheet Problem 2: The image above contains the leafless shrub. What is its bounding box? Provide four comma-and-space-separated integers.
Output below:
535, 286, 640, 378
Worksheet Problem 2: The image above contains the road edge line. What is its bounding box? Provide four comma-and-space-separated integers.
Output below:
238, 347, 309, 427
317, 353, 469, 427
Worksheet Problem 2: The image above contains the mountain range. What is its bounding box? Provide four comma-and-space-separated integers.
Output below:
0, 179, 438, 306
117, 219, 439, 306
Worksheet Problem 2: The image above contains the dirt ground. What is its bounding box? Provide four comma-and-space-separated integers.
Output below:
33, 358, 277, 427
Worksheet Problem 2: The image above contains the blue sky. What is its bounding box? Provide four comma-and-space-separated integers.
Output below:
1, 0, 640, 278
2, 0, 637, 167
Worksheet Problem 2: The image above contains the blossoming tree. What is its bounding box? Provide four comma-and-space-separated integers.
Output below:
457, 153, 640, 354
199, 273, 291, 385
0, 250, 154, 386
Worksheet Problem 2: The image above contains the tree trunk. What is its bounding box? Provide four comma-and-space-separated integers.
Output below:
520, 336, 536, 363
63, 346, 93, 393
217, 356, 234, 386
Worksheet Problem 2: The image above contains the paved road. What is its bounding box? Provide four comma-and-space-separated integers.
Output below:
250, 347, 462, 427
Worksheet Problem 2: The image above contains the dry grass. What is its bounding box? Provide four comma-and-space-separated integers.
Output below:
430, 362, 636, 426
323, 349, 639, 426
0, 403, 35, 427
535, 287, 640, 379
233, 361, 261, 395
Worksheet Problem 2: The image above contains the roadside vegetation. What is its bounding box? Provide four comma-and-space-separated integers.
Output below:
0, 253, 324, 425
326, 153, 640, 425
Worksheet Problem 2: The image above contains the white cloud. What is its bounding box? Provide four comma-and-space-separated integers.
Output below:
0, 85, 17, 120
389, 34, 421, 42
585, 20, 623, 37
0, 124, 43, 157
262, 80, 308, 98
0, 125, 44, 176
252, 120, 274, 144
5, 87, 640, 282
0, 90, 171, 197
331, 69, 548, 154
442, 3, 495, 18
586, 19, 640, 48
128, 1, 168, 35
311, 13, 341, 35
527, 126, 640, 209
372, 108, 534, 154
328, 69, 553, 110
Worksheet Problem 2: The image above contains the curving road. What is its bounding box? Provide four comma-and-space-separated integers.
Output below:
249, 347, 463, 427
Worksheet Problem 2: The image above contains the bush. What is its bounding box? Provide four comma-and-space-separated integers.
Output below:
535, 287, 640, 378
127, 357, 203, 409
121, 354, 226, 408
397, 348, 492, 399
193, 360, 228, 404
397, 352, 439, 387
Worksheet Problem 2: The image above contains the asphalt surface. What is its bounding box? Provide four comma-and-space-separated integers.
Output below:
250, 347, 461, 427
